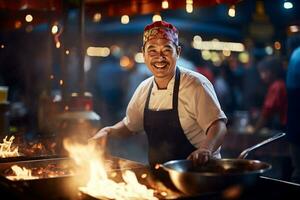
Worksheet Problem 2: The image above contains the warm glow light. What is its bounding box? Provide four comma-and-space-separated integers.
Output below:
0, 136, 19, 158
186, 0, 193, 13
222, 49, 231, 57
162, 0, 169, 9
211, 52, 220, 62
50, 75, 54, 79
59, 80, 64, 85
25, 14, 33, 22
51, 25, 59, 34
201, 50, 211, 60
289, 25, 299, 33
56, 42, 61, 48
120, 56, 131, 68
1, 44, 4, 49
186, 4, 193, 13
14, 21, 22, 29
152, 14, 162, 22
63, 139, 158, 200
7, 165, 38, 180
134, 52, 144, 63
274, 41, 281, 50
121, 15, 130, 24
65, 50, 70, 55
228, 5, 236, 17
141, 173, 147, 179
87, 47, 110, 57
193, 35, 202, 43
161, 191, 168, 197
193, 40, 245, 52
93, 13, 101, 22
238, 52, 250, 63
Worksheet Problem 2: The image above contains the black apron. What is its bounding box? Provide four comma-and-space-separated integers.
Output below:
144, 68, 196, 167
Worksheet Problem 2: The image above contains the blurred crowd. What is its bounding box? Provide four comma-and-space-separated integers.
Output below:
86, 45, 290, 135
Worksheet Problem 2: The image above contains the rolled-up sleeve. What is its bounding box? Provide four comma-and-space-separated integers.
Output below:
123, 80, 149, 132
195, 81, 227, 133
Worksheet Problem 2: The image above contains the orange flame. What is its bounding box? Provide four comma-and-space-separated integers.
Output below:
63, 139, 158, 200
0, 136, 19, 158
6, 165, 38, 180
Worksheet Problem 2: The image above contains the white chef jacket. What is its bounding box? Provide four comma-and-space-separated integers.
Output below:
123, 67, 227, 156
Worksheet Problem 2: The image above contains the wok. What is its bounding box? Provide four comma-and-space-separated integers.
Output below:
159, 132, 286, 195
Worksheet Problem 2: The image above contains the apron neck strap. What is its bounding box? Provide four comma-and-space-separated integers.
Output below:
145, 67, 181, 109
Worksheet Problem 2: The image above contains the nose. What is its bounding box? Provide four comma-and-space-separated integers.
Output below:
157, 51, 166, 60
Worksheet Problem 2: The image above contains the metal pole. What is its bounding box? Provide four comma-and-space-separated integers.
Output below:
79, 0, 85, 95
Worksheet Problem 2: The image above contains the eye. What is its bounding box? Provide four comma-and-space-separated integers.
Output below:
163, 48, 173, 54
147, 49, 157, 55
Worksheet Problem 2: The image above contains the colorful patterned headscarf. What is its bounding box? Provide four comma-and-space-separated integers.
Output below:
143, 21, 179, 46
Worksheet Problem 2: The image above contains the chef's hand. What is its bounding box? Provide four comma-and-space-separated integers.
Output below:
88, 127, 110, 147
187, 148, 212, 165
90, 127, 111, 140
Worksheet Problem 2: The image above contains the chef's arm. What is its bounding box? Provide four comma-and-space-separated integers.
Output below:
202, 119, 227, 152
187, 119, 227, 164
91, 120, 134, 140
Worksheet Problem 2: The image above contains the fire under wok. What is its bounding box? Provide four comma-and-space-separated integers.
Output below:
159, 132, 286, 195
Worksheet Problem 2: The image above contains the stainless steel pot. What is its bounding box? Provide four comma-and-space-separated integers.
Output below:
159, 132, 286, 195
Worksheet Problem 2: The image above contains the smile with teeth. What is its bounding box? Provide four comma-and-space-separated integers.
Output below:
153, 62, 168, 69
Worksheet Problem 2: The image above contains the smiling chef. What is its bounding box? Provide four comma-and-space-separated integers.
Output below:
92, 20, 227, 167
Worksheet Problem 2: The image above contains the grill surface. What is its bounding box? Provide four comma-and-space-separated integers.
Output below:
0, 156, 299, 200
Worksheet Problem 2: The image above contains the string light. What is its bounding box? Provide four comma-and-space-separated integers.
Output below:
121, 15, 130, 24
25, 14, 33, 22
51, 24, 59, 34
274, 41, 281, 50
87, 47, 110, 57
228, 5, 236, 17
186, 0, 193, 13
152, 14, 162, 22
162, 0, 169, 9
93, 13, 101, 22
56, 41, 61, 48
53, 24, 63, 48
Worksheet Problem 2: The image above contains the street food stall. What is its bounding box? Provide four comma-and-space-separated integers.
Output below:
1, 0, 300, 199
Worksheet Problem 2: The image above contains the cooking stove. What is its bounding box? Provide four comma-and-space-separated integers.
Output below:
0, 156, 299, 200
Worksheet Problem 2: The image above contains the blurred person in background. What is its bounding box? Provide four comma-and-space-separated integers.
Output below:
91, 20, 227, 167
241, 53, 266, 125
125, 63, 151, 104
213, 61, 236, 121
252, 56, 287, 133
286, 33, 300, 183
88, 54, 129, 125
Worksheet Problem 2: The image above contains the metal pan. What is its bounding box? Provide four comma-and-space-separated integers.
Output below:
159, 132, 286, 195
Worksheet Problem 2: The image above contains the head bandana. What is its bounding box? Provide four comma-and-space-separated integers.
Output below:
143, 21, 179, 46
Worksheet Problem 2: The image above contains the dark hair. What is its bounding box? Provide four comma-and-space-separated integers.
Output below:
257, 56, 284, 79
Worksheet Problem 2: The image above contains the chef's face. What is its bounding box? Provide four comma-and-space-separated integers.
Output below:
143, 38, 181, 81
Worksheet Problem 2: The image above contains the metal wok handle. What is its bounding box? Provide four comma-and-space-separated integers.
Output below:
238, 132, 286, 159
